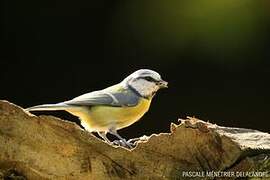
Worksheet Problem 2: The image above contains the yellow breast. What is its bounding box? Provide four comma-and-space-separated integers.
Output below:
70, 98, 152, 132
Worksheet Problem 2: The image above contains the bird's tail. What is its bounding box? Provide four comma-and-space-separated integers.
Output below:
26, 103, 72, 112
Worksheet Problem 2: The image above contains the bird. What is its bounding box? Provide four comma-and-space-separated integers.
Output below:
26, 69, 168, 148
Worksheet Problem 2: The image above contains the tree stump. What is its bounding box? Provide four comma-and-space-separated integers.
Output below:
0, 100, 269, 179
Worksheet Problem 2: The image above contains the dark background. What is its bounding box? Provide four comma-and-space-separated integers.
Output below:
1, 0, 270, 138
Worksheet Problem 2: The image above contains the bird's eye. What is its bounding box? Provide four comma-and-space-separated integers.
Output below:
144, 76, 155, 82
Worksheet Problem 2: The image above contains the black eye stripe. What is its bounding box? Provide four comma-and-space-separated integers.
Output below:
142, 76, 158, 82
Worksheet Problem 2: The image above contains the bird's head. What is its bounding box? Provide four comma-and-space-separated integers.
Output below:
121, 69, 168, 99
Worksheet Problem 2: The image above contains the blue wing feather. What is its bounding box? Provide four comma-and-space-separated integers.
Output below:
64, 85, 140, 107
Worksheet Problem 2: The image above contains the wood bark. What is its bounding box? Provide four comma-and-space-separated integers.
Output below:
0, 100, 269, 179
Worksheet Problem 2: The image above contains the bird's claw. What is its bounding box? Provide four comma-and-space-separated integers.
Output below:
112, 139, 135, 149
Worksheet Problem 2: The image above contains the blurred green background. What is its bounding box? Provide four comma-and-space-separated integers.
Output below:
109, 0, 269, 63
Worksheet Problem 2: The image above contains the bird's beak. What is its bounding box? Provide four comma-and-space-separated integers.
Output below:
158, 80, 168, 88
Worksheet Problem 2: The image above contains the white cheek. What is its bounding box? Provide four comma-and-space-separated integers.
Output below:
131, 79, 159, 97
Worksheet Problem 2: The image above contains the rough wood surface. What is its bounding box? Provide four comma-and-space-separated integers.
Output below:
0, 100, 269, 179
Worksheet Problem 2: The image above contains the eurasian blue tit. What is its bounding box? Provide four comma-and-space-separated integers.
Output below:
26, 69, 168, 148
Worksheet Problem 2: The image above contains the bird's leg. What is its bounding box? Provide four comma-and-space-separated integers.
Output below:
108, 128, 134, 149
97, 131, 112, 144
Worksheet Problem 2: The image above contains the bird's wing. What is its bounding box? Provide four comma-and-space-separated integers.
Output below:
64, 86, 140, 107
